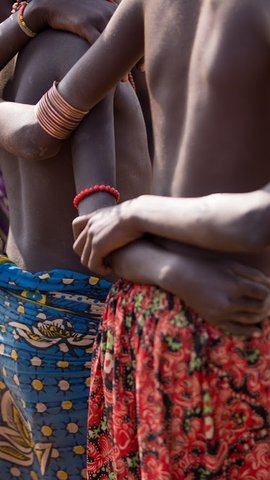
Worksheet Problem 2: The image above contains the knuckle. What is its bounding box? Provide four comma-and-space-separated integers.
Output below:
80, 256, 88, 268
91, 236, 100, 251
73, 243, 79, 255
252, 285, 267, 299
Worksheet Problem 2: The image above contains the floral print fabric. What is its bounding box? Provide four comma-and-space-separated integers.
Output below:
87, 280, 270, 480
0, 257, 111, 479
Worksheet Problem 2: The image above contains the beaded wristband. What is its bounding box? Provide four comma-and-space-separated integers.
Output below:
73, 185, 120, 209
35, 81, 89, 140
17, 3, 37, 38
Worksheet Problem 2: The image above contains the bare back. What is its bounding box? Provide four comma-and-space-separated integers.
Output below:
144, 0, 270, 273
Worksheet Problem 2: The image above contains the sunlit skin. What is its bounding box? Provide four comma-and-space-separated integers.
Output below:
1, 0, 270, 334
0, 0, 151, 275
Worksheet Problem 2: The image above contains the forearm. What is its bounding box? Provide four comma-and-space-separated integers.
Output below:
0, 0, 116, 73
72, 92, 117, 216
58, 0, 143, 112
109, 239, 177, 286
128, 186, 270, 253
0, 2, 47, 71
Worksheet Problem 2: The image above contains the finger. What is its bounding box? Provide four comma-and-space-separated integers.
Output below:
235, 297, 267, 314
89, 251, 112, 277
238, 280, 269, 300
73, 226, 91, 257
219, 321, 262, 338
225, 311, 264, 325
80, 235, 93, 267
72, 215, 89, 239
232, 263, 270, 288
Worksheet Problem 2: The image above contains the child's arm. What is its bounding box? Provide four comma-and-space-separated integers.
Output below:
71, 92, 118, 218
0, 0, 142, 161
58, 0, 144, 111
72, 78, 152, 253
0, 0, 116, 71
127, 187, 270, 252
73, 185, 270, 276
108, 239, 270, 337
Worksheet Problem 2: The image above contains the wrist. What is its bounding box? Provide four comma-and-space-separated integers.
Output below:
78, 191, 116, 216
128, 195, 148, 232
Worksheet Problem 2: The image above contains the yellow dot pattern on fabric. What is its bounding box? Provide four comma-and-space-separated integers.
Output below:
2, 367, 7, 377
56, 471, 68, 479
11, 350, 18, 361
62, 278, 74, 285
57, 361, 69, 368
89, 276, 99, 285
61, 400, 73, 410
21, 399, 26, 409
73, 445, 85, 455
67, 422, 78, 433
59, 344, 69, 352
32, 379, 44, 391
0, 344, 5, 354
52, 448, 60, 458
17, 305, 25, 314
31, 357, 42, 366
41, 425, 53, 437
10, 467, 21, 477
30, 471, 39, 480
38, 273, 50, 280
36, 402, 47, 413
0, 325, 6, 333
0, 381, 5, 389
85, 377, 90, 387
13, 374, 20, 386
58, 380, 70, 391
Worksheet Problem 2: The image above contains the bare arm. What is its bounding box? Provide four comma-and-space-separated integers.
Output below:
0, 0, 116, 72
57, 0, 144, 111
74, 184, 270, 275
72, 92, 118, 217
128, 186, 270, 252
108, 240, 270, 337
0, 0, 142, 161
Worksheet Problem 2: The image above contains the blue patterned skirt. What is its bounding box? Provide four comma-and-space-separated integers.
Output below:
0, 257, 111, 479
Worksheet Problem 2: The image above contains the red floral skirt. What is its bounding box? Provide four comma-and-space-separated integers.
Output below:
87, 280, 270, 479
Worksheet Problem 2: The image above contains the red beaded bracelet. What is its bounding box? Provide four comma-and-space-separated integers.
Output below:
73, 185, 120, 209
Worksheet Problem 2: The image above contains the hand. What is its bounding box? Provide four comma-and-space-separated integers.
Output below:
107, 240, 270, 337
72, 201, 143, 275
162, 253, 270, 337
34, 0, 117, 44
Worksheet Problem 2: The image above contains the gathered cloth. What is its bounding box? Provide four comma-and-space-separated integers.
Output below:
0, 256, 111, 479
87, 279, 270, 480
